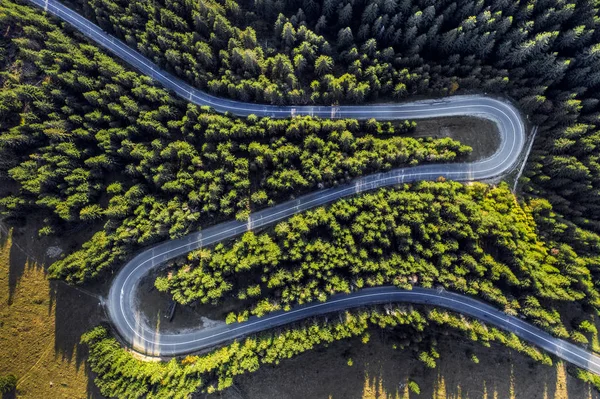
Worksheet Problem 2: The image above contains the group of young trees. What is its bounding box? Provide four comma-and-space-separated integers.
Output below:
0, 0, 467, 283
158, 181, 600, 342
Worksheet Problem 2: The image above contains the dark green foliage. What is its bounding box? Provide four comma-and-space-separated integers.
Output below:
67, 0, 600, 229
0, 1, 465, 283
0, 374, 17, 394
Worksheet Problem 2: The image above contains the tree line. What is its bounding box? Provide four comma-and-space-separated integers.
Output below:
81, 303, 558, 398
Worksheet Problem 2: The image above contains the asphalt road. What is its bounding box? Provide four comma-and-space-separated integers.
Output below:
26, 0, 600, 376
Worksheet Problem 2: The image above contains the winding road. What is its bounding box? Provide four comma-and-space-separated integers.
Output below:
26, 0, 600, 375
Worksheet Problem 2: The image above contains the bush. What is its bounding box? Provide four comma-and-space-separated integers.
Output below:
408, 380, 420, 394
0, 374, 17, 394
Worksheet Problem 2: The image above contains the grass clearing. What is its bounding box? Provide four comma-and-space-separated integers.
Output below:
0, 229, 91, 398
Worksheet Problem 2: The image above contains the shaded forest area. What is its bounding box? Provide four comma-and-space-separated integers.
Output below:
0, 1, 468, 283
68, 0, 600, 230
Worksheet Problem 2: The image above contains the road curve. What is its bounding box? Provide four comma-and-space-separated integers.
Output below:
26, 0, 600, 376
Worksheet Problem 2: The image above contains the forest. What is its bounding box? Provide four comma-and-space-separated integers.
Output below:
69, 0, 600, 230
0, 0, 467, 283
158, 182, 600, 341
4, 0, 600, 397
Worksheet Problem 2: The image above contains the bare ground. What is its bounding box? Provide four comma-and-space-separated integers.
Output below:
212, 331, 600, 399
135, 271, 229, 334
408, 116, 500, 162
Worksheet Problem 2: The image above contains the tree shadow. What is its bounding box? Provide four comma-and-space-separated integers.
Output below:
3, 225, 33, 305
221, 328, 600, 399
51, 280, 105, 369
50, 278, 107, 399
1, 390, 16, 399
85, 367, 104, 399
2, 214, 102, 306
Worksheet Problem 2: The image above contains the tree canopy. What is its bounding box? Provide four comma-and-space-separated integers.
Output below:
0, 1, 467, 282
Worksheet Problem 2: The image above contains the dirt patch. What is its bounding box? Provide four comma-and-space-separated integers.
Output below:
136, 272, 207, 334
214, 330, 600, 399
409, 116, 500, 162
136, 270, 237, 334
